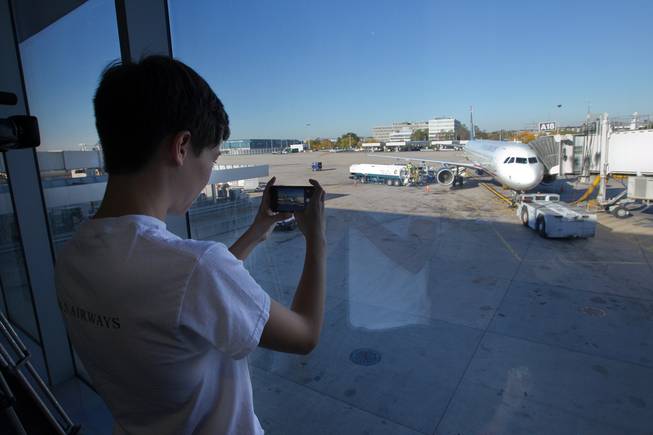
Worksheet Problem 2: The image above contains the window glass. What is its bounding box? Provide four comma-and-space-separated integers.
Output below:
0, 155, 37, 340
528, 157, 538, 163
15, 0, 120, 382
170, 2, 653, 434
18, 0, 119, 251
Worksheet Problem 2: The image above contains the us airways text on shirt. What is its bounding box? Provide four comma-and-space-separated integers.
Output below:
58, 299, 121, 329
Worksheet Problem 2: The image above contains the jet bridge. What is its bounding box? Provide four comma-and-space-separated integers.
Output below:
530, 115, 653, 178
529, 135, 574, 176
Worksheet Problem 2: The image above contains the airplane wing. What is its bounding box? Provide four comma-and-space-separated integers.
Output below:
367, 154, 484, 171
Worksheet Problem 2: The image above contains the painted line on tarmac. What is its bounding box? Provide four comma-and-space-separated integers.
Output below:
491, 226, 522, 262
470, 186, 522, 262
522, 257, 647, 265
559, 259, 647, 265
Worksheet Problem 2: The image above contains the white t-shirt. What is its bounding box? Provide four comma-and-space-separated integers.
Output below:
55, 215, 270, 435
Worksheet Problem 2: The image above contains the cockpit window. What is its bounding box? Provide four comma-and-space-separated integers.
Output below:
528, 157, 538, 163
503, 157, 511, 163
506, 157, 514, 163
516, 157, 527, 164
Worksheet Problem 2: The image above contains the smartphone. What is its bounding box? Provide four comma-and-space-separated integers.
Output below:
270, 185, 315, 212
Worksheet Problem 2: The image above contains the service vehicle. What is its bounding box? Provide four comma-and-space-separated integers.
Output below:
349, 163, 409, 186
517, 193, 597, 238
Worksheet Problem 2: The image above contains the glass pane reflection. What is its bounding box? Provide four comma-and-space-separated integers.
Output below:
18, 0, 119, 250
14, 0, 121, 382
0, 154, 39, 340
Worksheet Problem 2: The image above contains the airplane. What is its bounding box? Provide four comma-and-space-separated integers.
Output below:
371, 111, 547, 192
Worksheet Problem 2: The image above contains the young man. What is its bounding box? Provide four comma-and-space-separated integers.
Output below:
55, 56, 326, 435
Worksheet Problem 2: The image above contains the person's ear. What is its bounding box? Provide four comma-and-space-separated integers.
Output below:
170, 131, 192, 167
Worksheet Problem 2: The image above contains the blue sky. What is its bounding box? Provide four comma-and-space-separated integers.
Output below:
18, 0, 653, 149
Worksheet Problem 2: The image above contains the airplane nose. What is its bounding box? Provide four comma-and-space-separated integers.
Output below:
525, 165, 544, 190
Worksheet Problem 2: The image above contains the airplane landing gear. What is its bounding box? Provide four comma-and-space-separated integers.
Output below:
450, 175, 464, 188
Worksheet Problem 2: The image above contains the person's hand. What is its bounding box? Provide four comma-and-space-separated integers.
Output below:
294, 179, 326, 243
251, 177, 292, 242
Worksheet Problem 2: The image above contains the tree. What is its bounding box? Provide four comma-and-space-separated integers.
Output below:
458, 124, 471, 140
336, 132, 360, 149
512, 131, 536, 143
473, 128, 490, 140
410, 129, 428, 141
484, 130, 515, 140
458, 124, 485, 139
308, 138, 334, 151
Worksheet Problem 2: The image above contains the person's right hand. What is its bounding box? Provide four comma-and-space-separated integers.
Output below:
294, 179, 326, 242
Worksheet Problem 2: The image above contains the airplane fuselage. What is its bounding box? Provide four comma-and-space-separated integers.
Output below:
463, 140, 545, 191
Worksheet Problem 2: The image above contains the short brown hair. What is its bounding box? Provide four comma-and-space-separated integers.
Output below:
94, 55, 230, 174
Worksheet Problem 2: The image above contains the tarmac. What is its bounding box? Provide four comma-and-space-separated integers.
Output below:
215, 150, 653, 435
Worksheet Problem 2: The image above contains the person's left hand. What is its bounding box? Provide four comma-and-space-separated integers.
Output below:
251, 177, 292, 242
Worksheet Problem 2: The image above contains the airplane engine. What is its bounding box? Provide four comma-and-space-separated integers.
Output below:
436, 168, 455, 185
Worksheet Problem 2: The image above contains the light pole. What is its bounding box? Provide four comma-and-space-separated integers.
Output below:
305, 123, 311, 150
556, 104, 564, 177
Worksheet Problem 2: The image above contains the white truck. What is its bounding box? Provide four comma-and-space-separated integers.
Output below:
349, 164, 409, 186
517, 193, 597, 238
282, 144, 305, 154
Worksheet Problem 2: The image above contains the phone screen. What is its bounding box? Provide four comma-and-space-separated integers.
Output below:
271, 186, 314, 212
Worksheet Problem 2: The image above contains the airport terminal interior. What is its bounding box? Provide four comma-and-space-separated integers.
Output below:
1, 1, 652, 434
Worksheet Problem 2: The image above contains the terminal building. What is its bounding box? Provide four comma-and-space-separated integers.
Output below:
428, 117, 463, 141
222, 138, 302, 154
373, 117, 462, 145
388, 127, 413, 142
372, 121, 429, 142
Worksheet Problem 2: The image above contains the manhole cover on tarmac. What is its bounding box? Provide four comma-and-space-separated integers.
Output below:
579, 306, 607, 317
349, 349, 382, 366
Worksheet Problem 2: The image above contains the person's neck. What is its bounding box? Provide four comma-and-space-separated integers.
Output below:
94, 172, 169, 221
